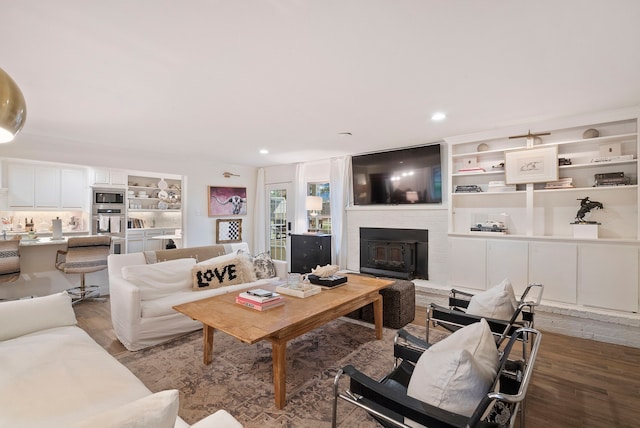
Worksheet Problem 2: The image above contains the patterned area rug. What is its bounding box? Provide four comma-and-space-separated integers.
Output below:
115, 319, 447, 427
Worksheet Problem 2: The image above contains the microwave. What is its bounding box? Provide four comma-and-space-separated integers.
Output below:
93, 189, 124, 205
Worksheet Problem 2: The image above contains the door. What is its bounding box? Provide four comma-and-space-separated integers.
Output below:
266, 183, 292, 263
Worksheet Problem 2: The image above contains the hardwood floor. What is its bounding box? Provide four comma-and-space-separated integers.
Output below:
75, 300, 640, 428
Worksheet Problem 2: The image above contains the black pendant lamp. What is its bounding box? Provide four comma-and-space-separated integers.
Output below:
0, 68, 27, 143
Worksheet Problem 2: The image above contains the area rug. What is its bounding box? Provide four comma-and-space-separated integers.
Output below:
115, 319, 446, 427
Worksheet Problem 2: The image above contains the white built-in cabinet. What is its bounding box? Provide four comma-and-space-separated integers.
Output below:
7, 162, 86, 209
126, 228, 174, 253
446, 109, 640, 313
92, 168, 127, 187
449, 236, 639, 312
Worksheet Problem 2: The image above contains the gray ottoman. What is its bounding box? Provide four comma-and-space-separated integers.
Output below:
347, 279, 415, 329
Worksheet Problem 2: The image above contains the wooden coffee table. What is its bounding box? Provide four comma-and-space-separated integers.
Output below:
173, 273, 394, 409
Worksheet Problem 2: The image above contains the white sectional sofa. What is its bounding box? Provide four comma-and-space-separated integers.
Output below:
0, 291, 242, 428
109, 243, 287, 351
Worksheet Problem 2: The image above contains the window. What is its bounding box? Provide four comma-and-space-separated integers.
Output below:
307, 182, 331, 234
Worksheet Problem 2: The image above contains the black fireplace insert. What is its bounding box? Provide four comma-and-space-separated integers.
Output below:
359, 227, 428, 280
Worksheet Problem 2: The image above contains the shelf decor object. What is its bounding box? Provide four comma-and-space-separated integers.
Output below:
570, 196, 603, 237
505, 145, 559, 185
276, 282, 322, 298
216, 218, 242, 243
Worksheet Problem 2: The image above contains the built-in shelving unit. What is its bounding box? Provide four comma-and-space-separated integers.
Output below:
126, 174, 183, 252
444, 109, 640, 314
448, 114, 638, 240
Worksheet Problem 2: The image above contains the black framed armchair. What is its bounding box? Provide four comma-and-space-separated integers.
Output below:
332, 322, 542, 428
427, 281, 543, 346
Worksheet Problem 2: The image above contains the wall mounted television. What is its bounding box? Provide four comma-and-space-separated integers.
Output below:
351, 144, 442, 205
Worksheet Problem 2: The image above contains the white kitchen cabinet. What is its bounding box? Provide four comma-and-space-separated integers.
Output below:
144, 229, 165, 251
60, 168, 86, 208
578, 244, 639, 312
93, 168, 127, 187
7, 163, 85, 210
34, 166, 60, 208
8, 163, 35, 207
126, 228, 175, 253
126, 230, 144, 254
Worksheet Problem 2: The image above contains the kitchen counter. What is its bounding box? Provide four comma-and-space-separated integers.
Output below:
0, 232, 109, 300
17, 237, 69, 246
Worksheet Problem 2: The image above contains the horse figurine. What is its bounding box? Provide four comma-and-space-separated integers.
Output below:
575, 197, 603, 222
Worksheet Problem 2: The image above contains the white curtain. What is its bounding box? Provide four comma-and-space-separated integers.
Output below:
330, 156, 351, 269
253, 167, 266, 253
294, 163, 308, 234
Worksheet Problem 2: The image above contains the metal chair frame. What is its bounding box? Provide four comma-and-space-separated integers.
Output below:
426, 283, 543, 346
332, 326, 542, 428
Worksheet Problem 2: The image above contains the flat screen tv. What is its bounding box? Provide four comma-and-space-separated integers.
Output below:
352, 144, 442, 205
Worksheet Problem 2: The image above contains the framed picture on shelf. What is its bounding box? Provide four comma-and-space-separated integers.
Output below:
505, 145, 559, 185
208, 186, 247, 216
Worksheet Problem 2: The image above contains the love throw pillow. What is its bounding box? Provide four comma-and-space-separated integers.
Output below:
191, 255, 252, 290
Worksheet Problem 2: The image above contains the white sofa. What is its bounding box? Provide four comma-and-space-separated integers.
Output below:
0, 291, 242, 428
109, 243, 287, 351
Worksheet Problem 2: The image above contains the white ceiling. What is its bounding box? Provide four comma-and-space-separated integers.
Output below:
2, 1, 639, 167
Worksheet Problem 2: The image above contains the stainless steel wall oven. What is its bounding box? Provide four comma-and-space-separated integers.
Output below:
91, 188, 125, 253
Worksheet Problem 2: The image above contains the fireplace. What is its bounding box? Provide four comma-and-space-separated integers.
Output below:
360, 227, 428, 280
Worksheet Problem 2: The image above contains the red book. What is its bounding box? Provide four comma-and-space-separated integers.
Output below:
235, 296, 284, 311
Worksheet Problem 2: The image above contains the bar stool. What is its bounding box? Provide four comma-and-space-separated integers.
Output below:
0, 239, 21, 283
55, 236, 111, 304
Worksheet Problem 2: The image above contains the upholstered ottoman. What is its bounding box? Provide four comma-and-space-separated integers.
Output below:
347, 278, 415, 329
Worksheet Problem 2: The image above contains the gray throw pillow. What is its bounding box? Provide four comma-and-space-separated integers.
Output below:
237, 249, 277, 279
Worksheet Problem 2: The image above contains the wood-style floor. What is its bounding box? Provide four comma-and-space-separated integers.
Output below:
74, 300, 640, 428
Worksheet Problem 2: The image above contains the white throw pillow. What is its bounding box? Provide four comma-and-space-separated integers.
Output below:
122, 258, 196, 300
465, 278, 518, 320
0, 291, 76, 341
406, 319, 500, 425
72, 389, 179, 428
190, 409, 243, 428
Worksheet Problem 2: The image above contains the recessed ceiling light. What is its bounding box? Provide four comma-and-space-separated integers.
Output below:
259, 149, 269, 154
338, 132, 352, 137
431, 112, 446, 121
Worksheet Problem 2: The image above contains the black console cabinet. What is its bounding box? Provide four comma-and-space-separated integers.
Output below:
290, 234, 332, 274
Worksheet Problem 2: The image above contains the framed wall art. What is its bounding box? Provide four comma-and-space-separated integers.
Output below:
504, 145, 559, 185
216, 218, 243, 243
208, 186, 247, 216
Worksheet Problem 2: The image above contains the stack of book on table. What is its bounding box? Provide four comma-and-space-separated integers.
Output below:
235, 289, 284, 311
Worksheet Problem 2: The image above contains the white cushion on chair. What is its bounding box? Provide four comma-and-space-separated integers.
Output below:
465, 278, 518, 320
406, 319, 500, 423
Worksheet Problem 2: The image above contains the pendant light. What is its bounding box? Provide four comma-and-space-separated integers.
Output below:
0, 67, 27, 143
